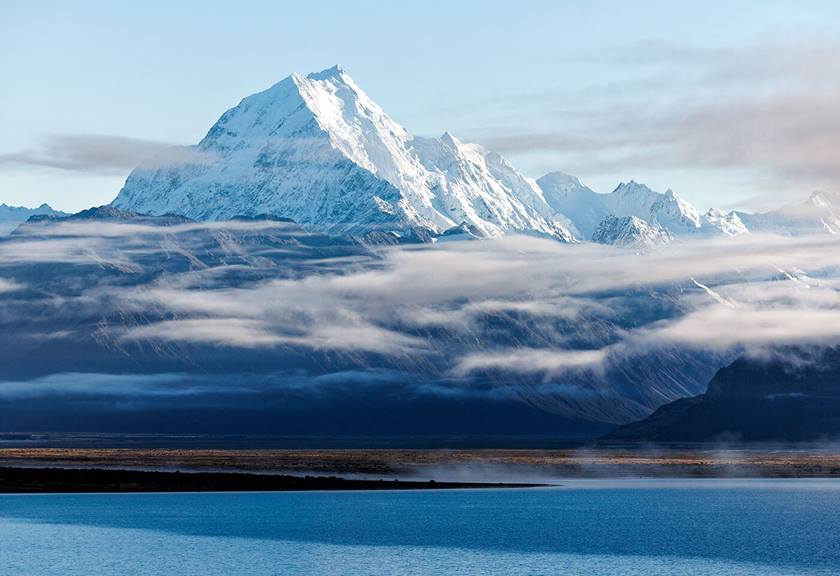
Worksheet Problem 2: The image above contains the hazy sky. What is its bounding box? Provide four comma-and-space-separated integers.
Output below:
2, 0, 839, 212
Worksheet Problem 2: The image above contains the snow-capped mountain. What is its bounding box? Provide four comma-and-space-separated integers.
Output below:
537, 174, 747, 240
591, 214, 670, 247
535, 172, 607, 239
108, 64, 837, 244
112, 66, 573, 241
737, 191, 840, 236
0, 203, 66, 235
649, 189, 701, 232
700, 208, 746, 236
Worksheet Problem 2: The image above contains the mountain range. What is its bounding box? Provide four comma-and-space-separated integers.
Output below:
110, 66, 839, 245
0, 203, 66, 235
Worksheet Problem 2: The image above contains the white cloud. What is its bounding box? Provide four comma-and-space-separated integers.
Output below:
0, 278, 23, 293
475, 42, 840, 205
0, 373, 190, 399
453, 348, 609, 377
106, 233, 840, 367
122, 318, 288, 348
6, 217, 840, 380
15, 218, 303, 239
0, 133, 178, 175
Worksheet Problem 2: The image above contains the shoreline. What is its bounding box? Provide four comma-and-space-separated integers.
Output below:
1, 447, 840, 480
0, 466, 543, 494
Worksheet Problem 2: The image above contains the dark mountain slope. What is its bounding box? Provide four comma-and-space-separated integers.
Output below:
605, 348, 840, 442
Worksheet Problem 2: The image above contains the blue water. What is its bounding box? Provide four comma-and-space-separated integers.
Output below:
1, 479, 839, 575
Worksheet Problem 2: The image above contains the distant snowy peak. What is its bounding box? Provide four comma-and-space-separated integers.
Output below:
737, 190, 840, 236
112, 66, 574, 241
536, 172, 605, 239
537, 176, 740, 240
592, 215, 670, 247
0, 203, 67, 235
608, 180, 664, 217
0, 202, 65, 220
801, 191, 840, 234
807, 190, 840, 208
650, 189, 701, 231
702, 208, 748, 236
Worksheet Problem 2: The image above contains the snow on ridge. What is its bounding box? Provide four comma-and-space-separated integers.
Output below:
537, 174, 744, 240
591, 214, 670, 247
109, 64, 838, 243
112, 65, 574, 241
0, 203, 68, 236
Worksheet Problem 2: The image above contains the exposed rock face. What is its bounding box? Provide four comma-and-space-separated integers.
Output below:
604, 348, 840, 442
591, 215, 670, 247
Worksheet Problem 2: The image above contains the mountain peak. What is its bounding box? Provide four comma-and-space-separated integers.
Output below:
650, 187, 701, 230
0, 202, 68, 235
538, 171, 583, 188
440, 131, 463, 147
306, 64, 347, 81
592, 214, 670, 247
808, 190, 840, 207
612, 180, 655, 196
111, 66, 575, 241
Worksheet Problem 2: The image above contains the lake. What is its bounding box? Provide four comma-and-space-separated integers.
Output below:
1, 479, 838, 575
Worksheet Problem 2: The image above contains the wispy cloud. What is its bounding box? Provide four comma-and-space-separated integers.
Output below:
0, 133, 208, 175
636, 278, 840, 352
108, 234, 840, 369
0, 278, 23, 293
4, 218, 840, 420
0, 236, 140, 270
453, 348, 608, 377
0, 372, 191, 399
119, 285, 428, 355
0, 218, 311, 270
14, 218, 303, 239
474, 42, 840, 204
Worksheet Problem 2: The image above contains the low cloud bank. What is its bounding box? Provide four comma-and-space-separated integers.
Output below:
103, 233, 840, 372
1, 221, 840, 418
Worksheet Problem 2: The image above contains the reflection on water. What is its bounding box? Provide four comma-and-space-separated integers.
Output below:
1, 480, 838, 575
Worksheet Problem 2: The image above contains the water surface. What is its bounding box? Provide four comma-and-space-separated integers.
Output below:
1, 479, 838, 575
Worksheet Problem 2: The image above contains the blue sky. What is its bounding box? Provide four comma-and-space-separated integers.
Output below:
2, 0, 839, 212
